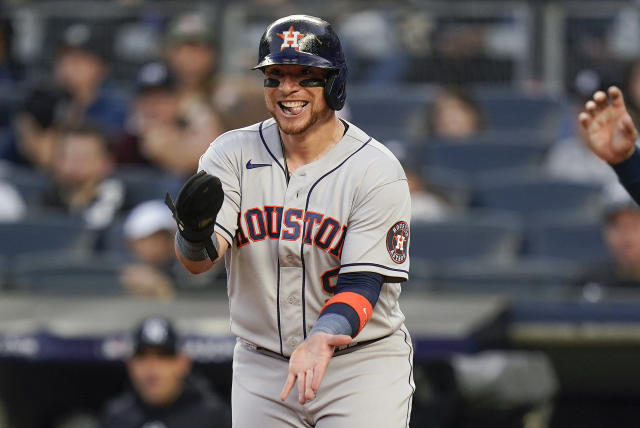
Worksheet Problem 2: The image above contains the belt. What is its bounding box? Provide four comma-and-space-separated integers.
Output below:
241, 335, 390, 361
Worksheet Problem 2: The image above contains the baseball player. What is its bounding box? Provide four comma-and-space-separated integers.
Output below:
166, 15, 414, 427
579, 86, 640, 204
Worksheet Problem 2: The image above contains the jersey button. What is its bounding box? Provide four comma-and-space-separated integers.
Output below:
287, 337, 299, 347
287, 295, 298, 305
286, 255, 296, 264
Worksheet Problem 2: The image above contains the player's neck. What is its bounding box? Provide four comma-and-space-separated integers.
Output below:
280, 115, 344, 173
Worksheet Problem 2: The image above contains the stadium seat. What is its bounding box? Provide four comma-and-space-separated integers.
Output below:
0, 217, 94, 258
410, 212, 523, 265
420, 258, 582, 297
475, 176, 602, 218
0, 256, 7, 290
422, 141, 547, 176
474, 88, 565, 139
114, 167, 183, 210
0, 84, 26, 128
0, 127, 11, 152
420, 166, 473, 208
526, 217, 610, 264
0, 164, 49, 206
11, 253, 127, 294
100, 218, 127, 254
347, 85, 431, 141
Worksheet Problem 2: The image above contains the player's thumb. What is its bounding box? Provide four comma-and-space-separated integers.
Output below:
613, 115, 638, 153
620, 115, 638, 139
327, 334, 353, 347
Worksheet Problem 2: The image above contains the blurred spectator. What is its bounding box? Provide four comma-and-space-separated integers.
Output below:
163, 13, 269, 147
212, 74, 270, 131
119, 199, 177, 299
404, 164, 452, 221
54, 23, 128, 135
1, 85, 69, 169
401, 16, 516, 84
119, 199, 225, 295
116, 61, 224, 175
581, 185, 640, 289
102, 316, 231, 428
426, 86, 484, 139
114, 62, 180, 167
43, 123, 124, 229
623, 58, 640, 127
600, 186, 640, 285
338, 10, 408, 84
544, 94, 618, 188
0, 19, 21, 83
165, 13, 217, 111
0, 180, 25, 221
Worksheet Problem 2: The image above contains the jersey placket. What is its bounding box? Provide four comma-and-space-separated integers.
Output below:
277, 166, 310, 356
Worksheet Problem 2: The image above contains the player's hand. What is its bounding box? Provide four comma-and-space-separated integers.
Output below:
578, 86, 638, 165
280, 332, 352, 404
165, 171, 224, 261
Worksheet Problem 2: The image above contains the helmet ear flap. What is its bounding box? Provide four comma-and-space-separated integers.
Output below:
324, 68, 347, 111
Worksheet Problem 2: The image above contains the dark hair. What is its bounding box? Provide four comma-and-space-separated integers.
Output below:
0, 18, 23, 79
0, 19, 13, 59
60, 122, 112, 155
21, 85, 71, 129
427, 85, 485, 135
622, 59, 640, 123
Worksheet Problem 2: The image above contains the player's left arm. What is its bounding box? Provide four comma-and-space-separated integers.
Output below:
281, 165, 411, 404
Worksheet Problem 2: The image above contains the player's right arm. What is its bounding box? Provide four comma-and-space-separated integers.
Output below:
170, 131, 243, 274
579, 86, 640, 204
175, 232, 229, 274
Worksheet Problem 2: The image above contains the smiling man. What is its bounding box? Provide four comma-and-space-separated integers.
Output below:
167, 15, 414, 427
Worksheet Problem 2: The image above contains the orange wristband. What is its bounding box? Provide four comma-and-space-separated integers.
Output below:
321, 292, 373, 336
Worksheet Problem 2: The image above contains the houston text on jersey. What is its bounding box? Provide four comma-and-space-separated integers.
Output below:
234, 205, 347, 258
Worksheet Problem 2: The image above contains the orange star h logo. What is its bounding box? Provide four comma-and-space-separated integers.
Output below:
278, 26, 304, 50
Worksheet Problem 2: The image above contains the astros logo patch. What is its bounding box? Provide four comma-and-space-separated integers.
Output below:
278, 26, 304, 50
386, 221, 409, 264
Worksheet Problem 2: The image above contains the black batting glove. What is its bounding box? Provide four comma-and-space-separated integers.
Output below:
165, 171, 224, 261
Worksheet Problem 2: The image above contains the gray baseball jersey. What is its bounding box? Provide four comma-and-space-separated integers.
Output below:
198, 117, 411, 357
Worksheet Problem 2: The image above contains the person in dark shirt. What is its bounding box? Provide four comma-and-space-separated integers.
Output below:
112, 62, 180, 168
1, 85, 70, 169
54, 23, 128, 135
114, 60, 224, 176
102, 316, 230, 428
0, 19, 21, 84
43, 123, 124, 229
119, 200, 178, 299
579, 184, 640, 290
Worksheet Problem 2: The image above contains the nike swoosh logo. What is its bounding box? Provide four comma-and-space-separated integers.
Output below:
246, 160, 271, 169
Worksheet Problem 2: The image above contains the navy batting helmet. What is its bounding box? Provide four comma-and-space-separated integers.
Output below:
253, 15, 348, 111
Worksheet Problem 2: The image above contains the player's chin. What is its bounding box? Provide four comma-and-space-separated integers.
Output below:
273, 113, 314, 135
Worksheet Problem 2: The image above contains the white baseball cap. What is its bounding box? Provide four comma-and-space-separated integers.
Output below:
123, 200, 177, 240
0, 181, 26, 222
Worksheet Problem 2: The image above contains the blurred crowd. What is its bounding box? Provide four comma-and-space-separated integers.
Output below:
0, 11, 267, 297
2, 2, 640, 428
1, 3, 640, 299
